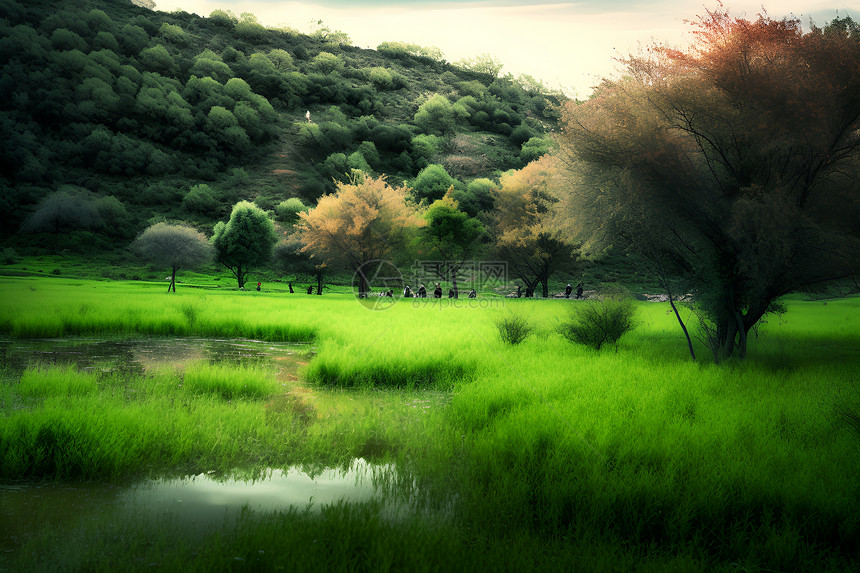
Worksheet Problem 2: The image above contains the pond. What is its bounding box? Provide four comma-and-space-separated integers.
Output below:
1, 459, 406, 558
0, 337, 313, 379
0, 338, 428, 563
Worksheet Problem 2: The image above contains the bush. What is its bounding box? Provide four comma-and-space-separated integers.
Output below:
182, 184, 221, 217
495, 314, 534, 345
1, 247, 18, 264
559, 287, 636, 350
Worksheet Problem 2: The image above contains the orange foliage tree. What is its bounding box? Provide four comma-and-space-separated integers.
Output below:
559, 6, 860, 360
297, 175, 423, 296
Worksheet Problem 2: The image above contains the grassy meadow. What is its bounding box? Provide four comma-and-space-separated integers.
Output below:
0, 275, 858, 571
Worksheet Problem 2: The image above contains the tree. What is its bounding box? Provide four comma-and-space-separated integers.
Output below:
132, 222, 213, 293
492, 156, 577, 297
419, 193, 486, 297
297, 175, 423, 297
414, 95, 458, 136
182, 183, 221, 217
274, 197, 310, 225
273, 234, 327, 295
558, 8, 860, 360
411, 164, 459, 204
452, 178, 497, 218
456, 53, 504, 78
212, 201, 277, 289
20, 187, 101, 234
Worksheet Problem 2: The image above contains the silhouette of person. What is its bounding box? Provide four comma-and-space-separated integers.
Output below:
448, 288, 455, 298
565, 283, 572, 298
576, 281, 584, 299
468, 289, 476, 298
289, 282, 294, 293
257, 282, 261, 292
307, 285, 313, 294
516, 285, 522, 298
434, 283, 442, 298
386, 289, 393, 297
417, 285, 427, 298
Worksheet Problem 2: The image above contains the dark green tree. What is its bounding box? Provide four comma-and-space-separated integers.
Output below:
411, 164, 460, 204
212, 201, 277, 289
20, 187, 101, 234
420, 194, 486, 297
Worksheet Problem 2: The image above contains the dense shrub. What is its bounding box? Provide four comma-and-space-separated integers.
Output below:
495, 314, 534, 345
559, 287, 637, 350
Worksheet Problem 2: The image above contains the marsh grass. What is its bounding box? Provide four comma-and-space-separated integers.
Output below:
1, 277, 858, 570
182, 361, 281, 399
17, 364, 98, 397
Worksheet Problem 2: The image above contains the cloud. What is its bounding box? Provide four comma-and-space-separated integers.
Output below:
155, 0, 859, 98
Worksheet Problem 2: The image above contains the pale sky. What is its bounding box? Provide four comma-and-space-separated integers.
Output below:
154, 0, 858, 98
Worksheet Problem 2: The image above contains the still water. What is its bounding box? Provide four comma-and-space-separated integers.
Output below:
1, 459, 400, 555
0, 338, 412, 559
0, 336, 311, 378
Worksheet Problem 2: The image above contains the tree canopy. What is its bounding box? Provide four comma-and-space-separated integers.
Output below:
212, 201, 277, 289
131, 222, 213, 292
492, 156, 577, 298
419, 193, 486, 296
297, 175, 423, 296
558, 8, 860, 359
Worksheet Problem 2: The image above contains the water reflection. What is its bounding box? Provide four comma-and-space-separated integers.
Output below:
0, 338, 312, 377
1, 459, 403, 555
122, 459, 395, 527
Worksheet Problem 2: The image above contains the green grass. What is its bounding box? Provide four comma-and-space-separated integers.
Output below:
0, 276, 858, 571
181, 361, 282, 399
17, 364, 98, 397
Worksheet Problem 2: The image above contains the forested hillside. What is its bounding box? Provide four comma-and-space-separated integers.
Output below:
0, 0, 564, 250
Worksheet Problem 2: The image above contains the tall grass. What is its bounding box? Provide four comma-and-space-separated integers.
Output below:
1, 276, 858, 569
182, 361, 281, 399
17, 364, 98, 397
0, 279, 319, 341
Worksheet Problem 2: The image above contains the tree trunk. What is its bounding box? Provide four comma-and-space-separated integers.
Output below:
357, 270, 369, 298
237, 265, 245, 289
452, 276, 458, 298
734, 310, 747, 360
722, 313, 737, 359
317, 272, 323, 295
667, 293, 695, 360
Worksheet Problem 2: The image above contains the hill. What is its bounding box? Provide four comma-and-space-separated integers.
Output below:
0, 0, 565, 252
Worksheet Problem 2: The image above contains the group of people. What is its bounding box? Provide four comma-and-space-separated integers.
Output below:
565, 282, 584, 299
274, 280, 581, 299
403, 283, 477, 299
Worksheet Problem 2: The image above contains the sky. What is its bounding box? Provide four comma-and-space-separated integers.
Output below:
154, 0, 859, 98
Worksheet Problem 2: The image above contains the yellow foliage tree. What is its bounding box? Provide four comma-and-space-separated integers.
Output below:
297, 175, 423, 296
492, 156, 578, 297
